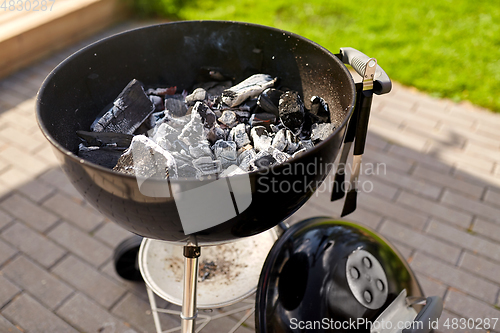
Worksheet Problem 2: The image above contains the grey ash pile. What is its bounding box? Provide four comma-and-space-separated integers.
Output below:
77, 73, 337, 180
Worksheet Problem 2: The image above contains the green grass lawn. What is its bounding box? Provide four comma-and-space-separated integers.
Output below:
133, 0, 500, 112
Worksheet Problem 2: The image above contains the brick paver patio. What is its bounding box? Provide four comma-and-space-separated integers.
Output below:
0, 20, 499, 333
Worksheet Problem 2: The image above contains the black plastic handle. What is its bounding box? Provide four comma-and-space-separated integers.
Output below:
339, 47, 392, 95
402, 296, 443, 333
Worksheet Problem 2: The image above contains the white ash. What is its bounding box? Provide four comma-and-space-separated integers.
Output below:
218, 110, 239, 128
250, 126, 272, 152
311, 123, 335, 142
221, 74, 277, 107
229, 123, 251, 149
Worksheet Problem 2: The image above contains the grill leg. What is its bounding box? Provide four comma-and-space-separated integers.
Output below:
181, 243, 200, 333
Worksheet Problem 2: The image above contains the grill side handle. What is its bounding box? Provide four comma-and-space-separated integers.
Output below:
339, 47, 392, 95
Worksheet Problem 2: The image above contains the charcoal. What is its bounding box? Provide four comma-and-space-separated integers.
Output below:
179, 108, 205, 146
213, 140, 237, 169
77, 130, 133, 150
271, 128, 287, 151
269, 147, 291, 164
165, 98, 188, 117
251, 152, 277, 169
218, 110, 238, 128
185, 88, 207, 105
229, 123, 251, 149
92, 79, 154, 134
311, 123, 335, 143
250, 126, 272, 152
150, 95, 164, 111
114, 135, 177, 179
285, 130, 301, 154
171, 140, 190, 154
207, 125, 227, 145
152, 123, 180, 150
151, 111, 165, 124
207, 81, 233, 98
234, 111, 251, 123
292, 148, 307, 158
147, 86, 176, 96
310, 96, 330, 123
222, 74, 277, 107
299, 139, 314, 150
189, 141, 213, 159
171, 151, 194, 165
270, 123, 282, 133
279, 91, 305, 135
78, 144, 123, 169
192, 156, 221, 175
238, 148, 257, 171
249, 112, 276, 130
159, 110, 189, 130
177, 164, 199, 178
192, 101, 215, 128
257, 88, 282, 116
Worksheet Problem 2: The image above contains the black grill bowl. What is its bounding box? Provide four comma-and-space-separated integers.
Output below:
36, 21, 356, 245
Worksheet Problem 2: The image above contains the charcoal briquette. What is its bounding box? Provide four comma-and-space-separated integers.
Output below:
250, 126, 272, 152
165, 98, 188, 117
311, 123, 335, 143
192, 156, 221, 176
185, 88, 207, 105
222, 74, 277, 107
229, 123, 251, 149
278, 91, 305, 135
213, 140, 238, 169
218, 110, 239, 128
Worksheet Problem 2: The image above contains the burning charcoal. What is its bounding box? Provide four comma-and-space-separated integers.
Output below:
270, 123, 283, 133
113, 135, 177, 179
152, 123, 180, 150
251, 152, 277, 169
220, 164, 247, 177
241, 98, 258, 112
222, 74, 277, 107
250, 126, 272, 152
234, 110, 251, 122
77, 130, 133, 150
92, 79, 154, 135
213, 140, 237, 169
185, 88, 207, 105
269, 147, 291, 164
279, 91, 305, 135
237, 144, 254, 157
299, 139, 314, 150
149, 95, 164, 111
206, 81, 233, 98
78, 144, 123, 169
207, 125, 227, 145
229, 123, 251, 149
147, 86, 176, 96
310, 96, 330, 123
179, 108, 204, 146
238, 148, 257, 171
165, 98, 188, 117
249, 112, 276, 130
189, 141, 213, 159
192, 156, 221, 176
218, 110, 238, 128
271, 128, 287, 151
257, 88, 282, 116
285, 130, 301, 154
311, 123, 335, 143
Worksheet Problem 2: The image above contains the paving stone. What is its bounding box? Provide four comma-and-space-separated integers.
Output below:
16, 178, 55, 203
414, 273, 447, 298
427, 220, 500, 263
2, 293, 79, 333
386, 239, 414, 261
99, 259, 150, 301
0, 208, 14, 230
48, 222, 112, 267
1, 194, 59, 232
411, 253, 498, 304
484, 189, 500, 207
0, 127, 45, 152
57, 293, 138, 333
2, 255, 73, 310
0, 314, 22, 333
0, 238, 17, 266
43, 193, 104, 231
379, 103, 439, 129
369, 122, 429, 152
52, 255, 126, 308
433, 310, 461, 333
444, 289, 500, 325
428, 146, 496, 173
379, 220, 461, 264
442, 190, 500, 223
459, 251, 500, 285
0, 146, 50, 176
34, 145, 61, 167
1, 222, 65, 268
365, 131, 390, 150
363, 148, 415, 173
0, 275, 21, 308
464, 142, 500, 163
94, 221, 134, 248
397, 191, 473, 228
361, 175, 399, 200
473, 218, 500, 243
39, 168, 84, 202
412, 164, 484, 199
373, 169, 442, 200
0, 168, 33, 190
112, 292, 179, 333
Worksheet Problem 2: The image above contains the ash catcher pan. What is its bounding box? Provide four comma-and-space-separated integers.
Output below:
36, 21, 356, 245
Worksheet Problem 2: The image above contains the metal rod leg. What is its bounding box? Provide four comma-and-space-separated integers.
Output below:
181, 244, 200, 333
